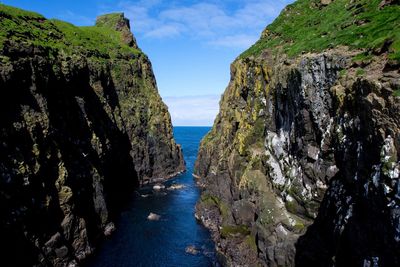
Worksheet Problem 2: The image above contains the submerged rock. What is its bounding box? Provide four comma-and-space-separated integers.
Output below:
185, 245, 199, 255
167, 184, 186, 190
153, 184, 166, 190
147, 213, 161, 221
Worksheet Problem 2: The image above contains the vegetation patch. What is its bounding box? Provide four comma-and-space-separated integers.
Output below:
200, 194, 230, 220
244, 235, 258, 251
293, 222, 305, 232
0, 4, 141, 59
220, 225, 250, 238
356, 68, 365, 76
240, 0, 400, 61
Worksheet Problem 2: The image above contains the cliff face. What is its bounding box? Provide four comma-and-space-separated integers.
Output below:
0, 5, 184, 267
195, 1, 400, 266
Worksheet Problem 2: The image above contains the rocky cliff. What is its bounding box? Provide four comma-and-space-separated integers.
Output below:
195, 0, 400, 266
0, 5, 184, 267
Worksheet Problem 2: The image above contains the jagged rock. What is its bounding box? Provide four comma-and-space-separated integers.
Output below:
96, 13, 138, 49
232, 200, 256, 225
103, 222, 116, 236
0, 4, 185, 266
195, 33, 400, 267
194, 0, 400, 264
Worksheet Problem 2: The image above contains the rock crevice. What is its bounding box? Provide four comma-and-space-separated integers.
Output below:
195, 50, 400, 266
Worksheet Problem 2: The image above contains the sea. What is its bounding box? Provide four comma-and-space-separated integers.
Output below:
87, 127, 217, 267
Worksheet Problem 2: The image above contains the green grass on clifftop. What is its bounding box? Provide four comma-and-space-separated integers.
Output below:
0, 4, 141, 59
241, 0, 400, 61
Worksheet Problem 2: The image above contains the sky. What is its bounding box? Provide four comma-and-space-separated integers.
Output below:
2, 0, 294, 126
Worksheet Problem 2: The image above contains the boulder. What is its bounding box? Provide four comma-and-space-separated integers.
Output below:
147, 213, 161, 221
153, 184, 166, 190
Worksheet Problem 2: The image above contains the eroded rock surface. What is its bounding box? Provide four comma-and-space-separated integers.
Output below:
0, 6, 184, 267
195, 50, 400, 267
195, 0, 400, 265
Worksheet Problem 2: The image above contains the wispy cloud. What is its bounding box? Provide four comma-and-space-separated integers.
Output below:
145, 23, 184, 38
209, 34, 259, 49
100, 0, 293, 49
58, 10, 93, 26
163, 95, 220, 126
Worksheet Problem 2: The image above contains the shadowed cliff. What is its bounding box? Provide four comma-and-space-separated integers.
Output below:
0, 5, 184, 266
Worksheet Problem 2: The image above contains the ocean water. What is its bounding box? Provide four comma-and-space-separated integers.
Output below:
87, 127, 216, 267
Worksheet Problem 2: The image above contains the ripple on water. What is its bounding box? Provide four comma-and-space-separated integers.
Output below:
87, 127, 217, 267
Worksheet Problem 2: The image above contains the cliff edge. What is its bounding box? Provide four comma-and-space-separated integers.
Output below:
195, 0, 400, 266
0, 5, 184, 267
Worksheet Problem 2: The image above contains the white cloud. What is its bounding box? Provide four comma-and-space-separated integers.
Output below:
163, 95, 220, 126
209, 34, 259, 49
145, 23, 184, 38
100, 0, 294, 48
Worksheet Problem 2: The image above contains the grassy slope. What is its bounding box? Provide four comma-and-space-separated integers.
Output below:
241, 0, 400, 61
0, 4, 141, 60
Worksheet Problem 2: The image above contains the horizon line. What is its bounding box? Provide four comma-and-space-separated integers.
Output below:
173, 125, 212, 127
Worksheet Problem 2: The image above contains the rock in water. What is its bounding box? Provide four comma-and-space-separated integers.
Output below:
104, 222, 116, 237
185, 245, 199, 255
153, 183, 166, 190
147, 213, 161, 221
167, 184, 185, 190
0, 4, 185, 266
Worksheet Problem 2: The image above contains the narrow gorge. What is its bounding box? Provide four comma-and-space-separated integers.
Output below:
1, 0, 400, 267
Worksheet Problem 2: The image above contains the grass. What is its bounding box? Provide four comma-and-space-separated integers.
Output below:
356, 68, 365, 76
245, 235, 258, 251
293, 222, 305, 231
200, 194, 230, 220
240, 0, 400, 61
96, 13, 125, 29
0, 4, 141, 59
220, 225, 250, 238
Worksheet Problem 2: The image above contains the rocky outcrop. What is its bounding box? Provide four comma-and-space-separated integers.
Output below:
0, 5, 184, 267
195, 3, 400, 264
96, 13, 138, 49
196, 46, 400, 266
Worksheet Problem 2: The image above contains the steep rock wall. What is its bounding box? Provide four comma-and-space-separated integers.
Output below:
195, 0, 400, 265
0, 6, 184, 267
195, 49, 400, 266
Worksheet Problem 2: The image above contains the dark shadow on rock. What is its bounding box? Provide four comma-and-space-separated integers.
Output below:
0, 55, 139, 266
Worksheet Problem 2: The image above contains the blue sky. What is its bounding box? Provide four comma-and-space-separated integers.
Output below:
2, 0, 294, 126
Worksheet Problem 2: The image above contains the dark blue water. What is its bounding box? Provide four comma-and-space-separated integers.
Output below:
87, 127, 216, 267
